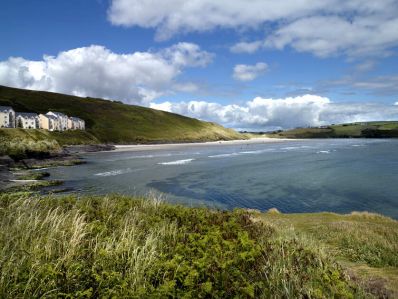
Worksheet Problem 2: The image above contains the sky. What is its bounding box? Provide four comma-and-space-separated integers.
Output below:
1, 0, 398, 130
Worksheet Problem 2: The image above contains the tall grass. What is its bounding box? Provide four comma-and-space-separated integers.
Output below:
259, 211, 398, 297
0, 137, 60, 159
0, 193, 364, 298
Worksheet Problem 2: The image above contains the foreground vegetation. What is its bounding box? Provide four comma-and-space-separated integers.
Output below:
0, 193, 374, 298
259, 211, 398, 297
268, 122, 398, 138
0, 85, 244, 144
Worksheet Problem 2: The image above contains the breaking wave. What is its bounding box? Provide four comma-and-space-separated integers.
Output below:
316, 150, 330, 154
95, 168, 138, 176
158, 159, 195, 165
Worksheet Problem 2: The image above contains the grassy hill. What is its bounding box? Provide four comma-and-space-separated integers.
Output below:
0, 85, 244, 144
267, 122, 398, 139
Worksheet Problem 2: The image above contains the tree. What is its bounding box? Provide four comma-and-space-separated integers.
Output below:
17, 118, 23, 128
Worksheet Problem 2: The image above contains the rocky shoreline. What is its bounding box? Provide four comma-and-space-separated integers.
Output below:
0, 144, 115, 191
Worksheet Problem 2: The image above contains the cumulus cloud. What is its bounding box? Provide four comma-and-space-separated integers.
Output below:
233, 62, 268, 81
150, 94, 398, 130
0, 43, 212, 104
230, 41, 262, 54
108, 0, 398, 58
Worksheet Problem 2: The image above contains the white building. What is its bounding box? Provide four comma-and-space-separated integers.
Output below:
46, 111, 69, 131
0, 106, 16, 128
1, 106, 85, 132
68, 117, 85, 130
16, 112, 39, 129
39, 114, 60, 131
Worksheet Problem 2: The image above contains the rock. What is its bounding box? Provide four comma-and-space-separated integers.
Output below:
0, 155, 15, 168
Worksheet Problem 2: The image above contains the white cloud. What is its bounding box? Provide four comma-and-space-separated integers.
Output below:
108, 0, 398, 58
230, 41, 262, 54
264, 16, 398, 58
354, 60, 376, 72
394, 102, 398, 106
320, 75, 398, 96
0, 43, 212, 105
151, 94, 398, 130
233, 62, 268, 81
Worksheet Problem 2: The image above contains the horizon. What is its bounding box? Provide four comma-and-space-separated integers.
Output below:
1, 0, 398, 130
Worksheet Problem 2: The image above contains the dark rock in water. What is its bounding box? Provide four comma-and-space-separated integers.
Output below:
0, 156, 16, 189
0, 156, 15, 168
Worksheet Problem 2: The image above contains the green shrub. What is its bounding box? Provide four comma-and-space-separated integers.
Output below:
0, 194, 363, 298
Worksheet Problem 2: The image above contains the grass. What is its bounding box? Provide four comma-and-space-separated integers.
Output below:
29, 159, 86, 169
268, 122, 398, 138
0, 128, 100, 147
2, 180, 63, 193
0, 193, 366, 298
0, 135, 61, 160
257, 210, 398, 297
15, 171, 50, 180
0, 85, 244, 144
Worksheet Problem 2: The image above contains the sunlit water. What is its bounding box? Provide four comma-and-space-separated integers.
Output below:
45, 139, 398, 219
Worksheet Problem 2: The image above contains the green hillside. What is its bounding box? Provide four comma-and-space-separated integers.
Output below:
0, 85, 244, 144
268, 122, 398, 139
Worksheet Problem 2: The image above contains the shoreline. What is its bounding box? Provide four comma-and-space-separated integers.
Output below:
112, 137, 300, 152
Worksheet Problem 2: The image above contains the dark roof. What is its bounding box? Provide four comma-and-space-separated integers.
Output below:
47, 111, 68, 118
16, 112, 38, 118
41, 114, 58, 120
69, 116, 84, 121
0, 106, 14, 112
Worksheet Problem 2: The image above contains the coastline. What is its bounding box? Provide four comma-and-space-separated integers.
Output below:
0, 137, 299, 191
112, 137, 299, 152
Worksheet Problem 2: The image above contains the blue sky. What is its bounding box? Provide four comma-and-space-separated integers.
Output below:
1, 0, 398, 130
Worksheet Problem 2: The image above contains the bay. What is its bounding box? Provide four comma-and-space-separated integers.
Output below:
46, 139, 398, 219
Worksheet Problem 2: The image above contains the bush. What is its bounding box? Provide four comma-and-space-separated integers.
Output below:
0, 194, 363, 298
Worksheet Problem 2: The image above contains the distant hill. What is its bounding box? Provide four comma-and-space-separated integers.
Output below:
0, 85, 244, 144
267, 122, 398, 139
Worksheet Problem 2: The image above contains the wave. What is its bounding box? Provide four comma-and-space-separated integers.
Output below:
281, 146, 301, 150
239, 150, 263, 154
239, 149, 274, 154
210, 149, 274, 157
104, 153, 172, 162
158, 159, 195, 165
208, 153, 240, 158
316, 150, 330, 154
104, 152, 203, 162
95, 168, 136, 177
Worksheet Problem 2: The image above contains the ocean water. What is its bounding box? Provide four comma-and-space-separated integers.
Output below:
45, 139, 398, 219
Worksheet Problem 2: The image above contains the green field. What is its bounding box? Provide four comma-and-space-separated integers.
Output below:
0, 85, 244, 144
268, 122, 398, 138
4, 192, 396, 298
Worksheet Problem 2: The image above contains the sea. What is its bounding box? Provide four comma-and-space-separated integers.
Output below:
44, 139, 398, 219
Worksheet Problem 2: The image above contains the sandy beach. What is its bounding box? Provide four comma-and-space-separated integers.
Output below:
113, 137, 297, 152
